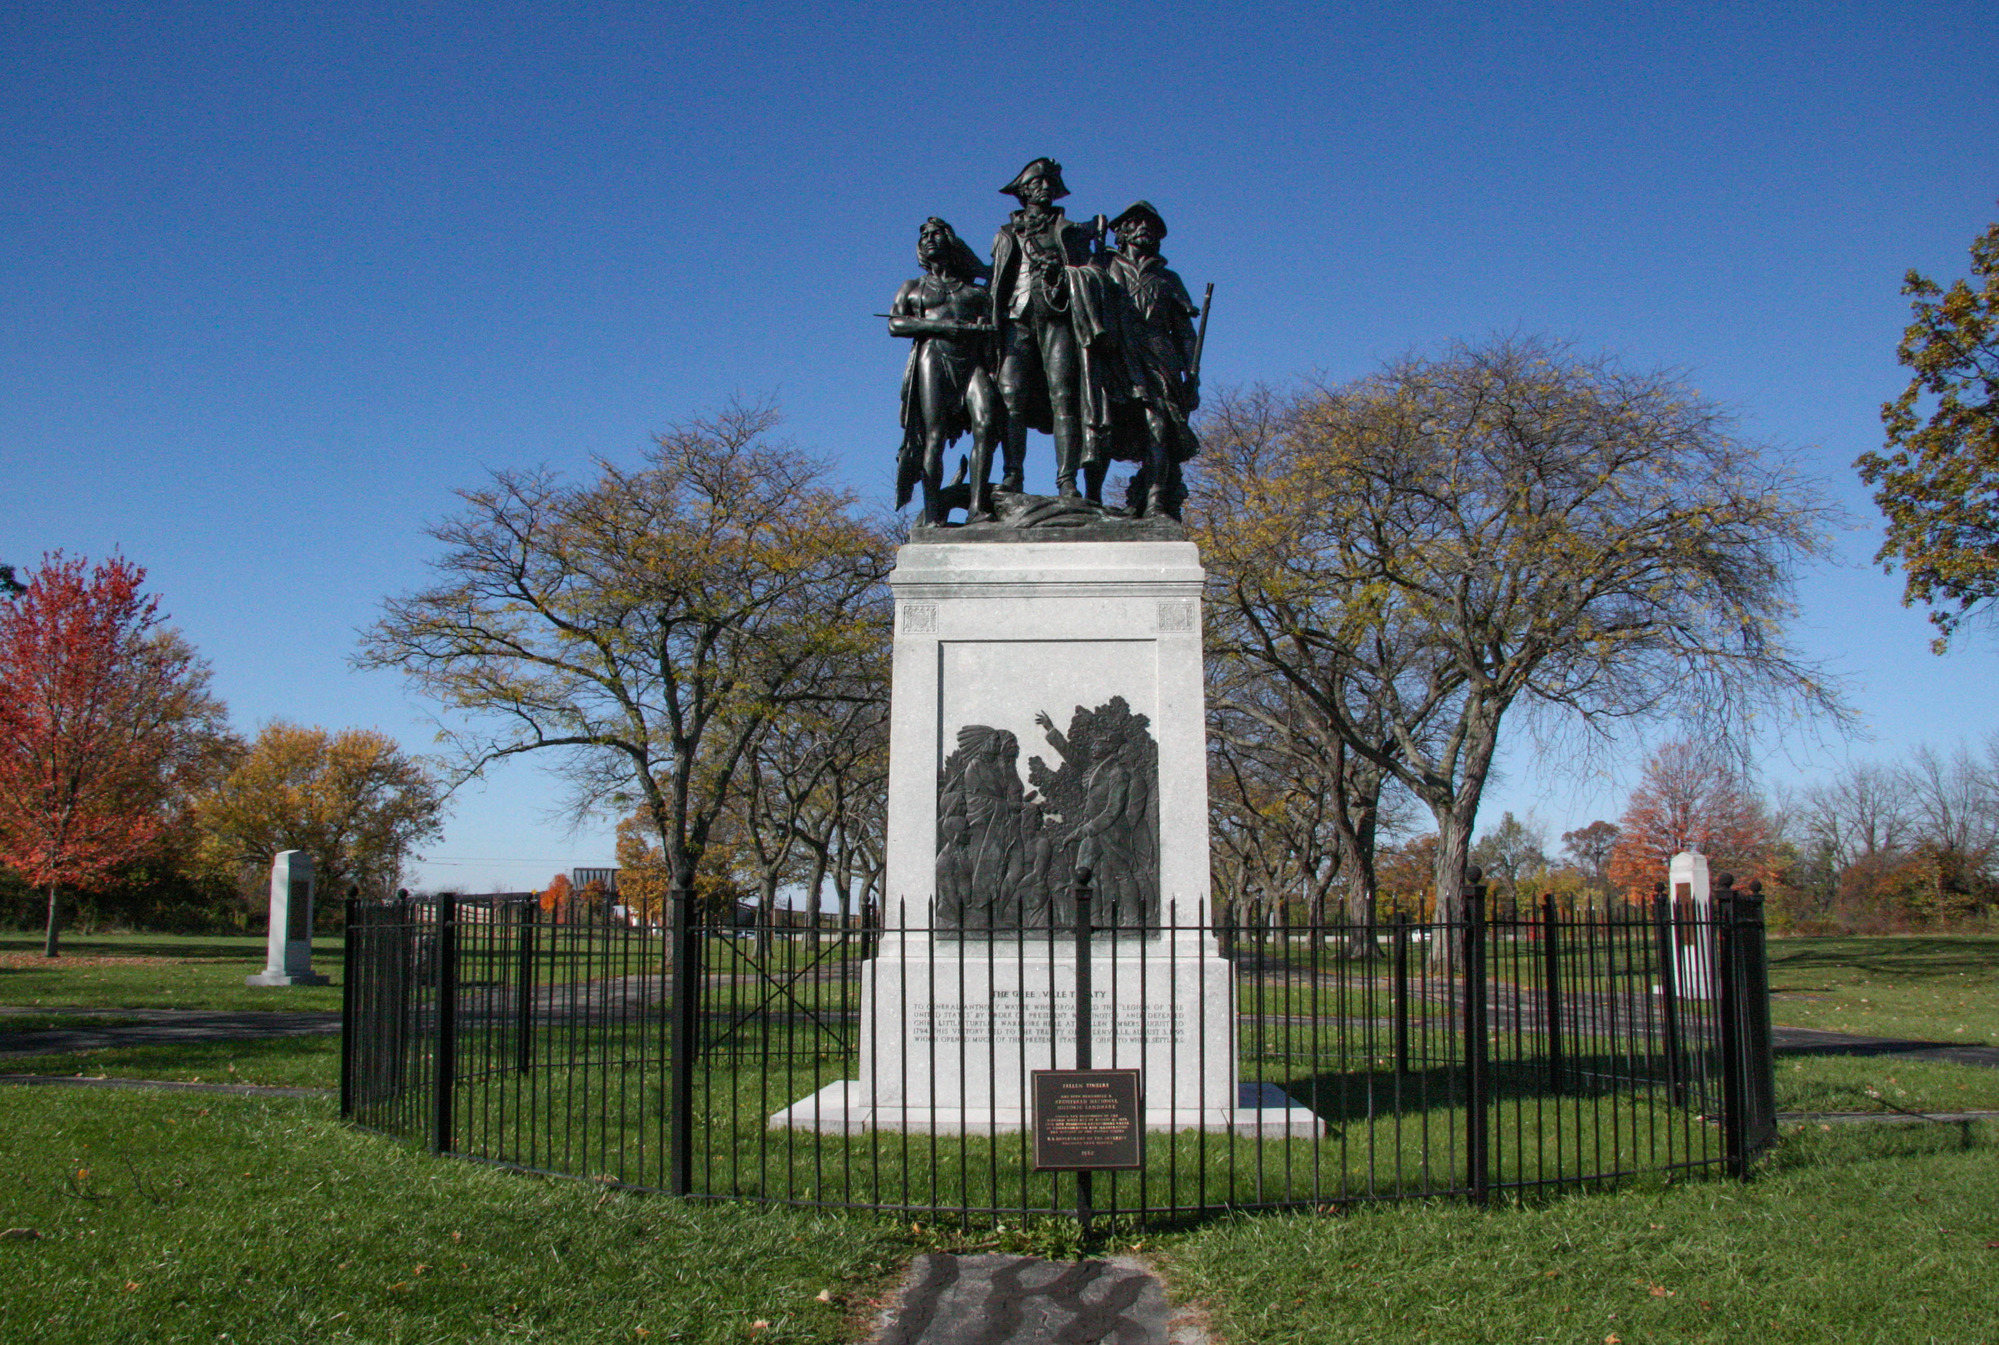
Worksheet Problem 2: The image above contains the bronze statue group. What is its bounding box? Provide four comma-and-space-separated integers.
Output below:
935, 697, 1161, 935
889, 157, 1207, 526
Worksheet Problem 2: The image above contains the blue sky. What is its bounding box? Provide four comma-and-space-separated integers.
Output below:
6, 1, 1997, 891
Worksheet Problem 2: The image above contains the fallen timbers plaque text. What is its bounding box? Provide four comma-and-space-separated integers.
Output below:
1031, 1069, 1143, 1170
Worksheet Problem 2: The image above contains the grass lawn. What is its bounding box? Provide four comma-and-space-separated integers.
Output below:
1777, 1054, 1999, 1115
1160, 1121, 1999, 1344
0, 1035, 341, 1090
0, 1088, 906, 1344
1, 1080, 1993, 1344
1766, 934, 1999, 1045
0, 934, 344, 1012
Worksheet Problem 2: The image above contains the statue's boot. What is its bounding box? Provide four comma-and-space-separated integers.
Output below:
1083, 461, 1107, 506
1000, 426, 1026, 495
1053, 418, 1083, 499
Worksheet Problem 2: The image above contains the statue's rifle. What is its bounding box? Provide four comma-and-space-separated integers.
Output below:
1191, 283, 1216, 382
875, 313, 997, 333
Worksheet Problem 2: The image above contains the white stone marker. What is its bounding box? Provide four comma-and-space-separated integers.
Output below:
769, 538, 1318, 1137
1666, 850, 1715, 1000
246, 849, 329, 987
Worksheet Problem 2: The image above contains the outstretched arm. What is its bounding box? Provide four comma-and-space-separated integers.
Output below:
1035, 711, 1071, 758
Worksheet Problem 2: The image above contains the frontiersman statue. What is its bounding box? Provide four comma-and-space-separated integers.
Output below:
1104, 201, 1202, 519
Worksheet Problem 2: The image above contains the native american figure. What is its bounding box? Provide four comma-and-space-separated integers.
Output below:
935, 726, 1024, 930
889, 217, 1002, 523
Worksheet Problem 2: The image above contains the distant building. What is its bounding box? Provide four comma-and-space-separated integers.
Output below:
571, 867, 619, 894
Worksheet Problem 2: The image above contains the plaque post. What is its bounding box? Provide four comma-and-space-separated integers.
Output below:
1072, 865, 1093, 1234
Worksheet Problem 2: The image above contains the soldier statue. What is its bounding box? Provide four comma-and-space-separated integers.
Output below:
888, 218, 1001, 524
1104, 201, 1202, 519
987, 157, 1118, 501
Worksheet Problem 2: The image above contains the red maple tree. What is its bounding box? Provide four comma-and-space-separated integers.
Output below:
540, 872, 572, 919
1605, 740, 1773, 902
0, 554, 224, 955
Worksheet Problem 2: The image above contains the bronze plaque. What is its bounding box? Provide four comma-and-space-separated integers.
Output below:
1031, 1069, 1142, 1170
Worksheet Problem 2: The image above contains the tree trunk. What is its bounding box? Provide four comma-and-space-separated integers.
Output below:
1334, 752, 1384, 957
756, 876, 777, 957
43, 883, 61, 958
1432, 802, 1476, 926
804, 847, 830, 952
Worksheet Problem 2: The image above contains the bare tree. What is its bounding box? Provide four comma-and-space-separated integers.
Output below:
1194, 339, 1846, 920
1794, 762, 1912, 874
360, 403, 894, 902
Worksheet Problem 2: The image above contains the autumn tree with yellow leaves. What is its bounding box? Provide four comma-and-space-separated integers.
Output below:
361, 402, 894, 911
1195, 338, 1845, 922
194, 721, 446, 906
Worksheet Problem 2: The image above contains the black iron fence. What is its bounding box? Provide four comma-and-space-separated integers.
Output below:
341, 873, 1778, 1227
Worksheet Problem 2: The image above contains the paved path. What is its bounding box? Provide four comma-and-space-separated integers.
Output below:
0, 1074, 330, 1098
0, 1008, 340, 1058
873, 1254, 1206, 1345
1770, 1025, 1999, 1069
1779, 1109, 1999, 1125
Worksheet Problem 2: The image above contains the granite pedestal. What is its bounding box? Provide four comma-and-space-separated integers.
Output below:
769, 538, 1318, 1139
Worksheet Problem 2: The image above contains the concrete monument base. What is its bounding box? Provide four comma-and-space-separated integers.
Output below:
764, 537, 1324, 1143
245, 970, 330, 987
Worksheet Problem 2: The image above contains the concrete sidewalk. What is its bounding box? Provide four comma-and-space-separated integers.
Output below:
1772, 1025, 1999, 1069
0, 1007, 340, 1058
0, 1074, 330, 1098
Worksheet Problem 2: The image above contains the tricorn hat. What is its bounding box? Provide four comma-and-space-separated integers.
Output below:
999, 157, 1070, 200
1110, 200, 1167, 239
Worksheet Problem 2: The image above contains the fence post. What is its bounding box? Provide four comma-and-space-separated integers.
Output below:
514, 899, 536, 1074
340, 891, 360, 1119
1539, 893, 1562, 1095
1738, 879, 1778, 1161
670, 884, 698, 1197
1463, 868, 1489, 1205
1072, 866, 1095, 1236
1393, 912, 1410, 1079
1651, 880, 1685, 1107
1714, 873, 1749, 1178
433, 892, 458, 1156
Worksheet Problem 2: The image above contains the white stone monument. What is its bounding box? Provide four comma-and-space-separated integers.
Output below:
770, 538, 1318, 1137
1666, 850, 1716, 1000
247, 849, 329, 987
